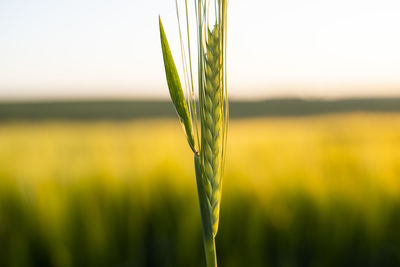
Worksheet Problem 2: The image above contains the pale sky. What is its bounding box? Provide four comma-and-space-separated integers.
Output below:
1, 0, 400, 100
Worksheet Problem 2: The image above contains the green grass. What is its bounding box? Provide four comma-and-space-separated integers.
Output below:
0, 114, 400, 266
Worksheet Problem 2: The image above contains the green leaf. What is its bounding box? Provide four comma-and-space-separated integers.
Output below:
159, 16, 195, 152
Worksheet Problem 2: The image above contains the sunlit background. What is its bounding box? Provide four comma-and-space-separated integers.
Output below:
1, 0, 400, 99
1, 1, 400, 267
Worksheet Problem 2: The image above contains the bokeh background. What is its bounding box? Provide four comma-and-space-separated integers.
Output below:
1, 1, 400, 266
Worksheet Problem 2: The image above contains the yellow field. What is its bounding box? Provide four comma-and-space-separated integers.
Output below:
0, 114, 400, 267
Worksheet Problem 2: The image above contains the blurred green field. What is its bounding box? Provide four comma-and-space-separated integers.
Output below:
1, 114, 400, 267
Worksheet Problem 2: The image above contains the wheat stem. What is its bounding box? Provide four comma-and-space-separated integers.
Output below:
195, 153, 217, 267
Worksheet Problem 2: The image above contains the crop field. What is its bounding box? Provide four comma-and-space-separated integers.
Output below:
1, 113, 400, 267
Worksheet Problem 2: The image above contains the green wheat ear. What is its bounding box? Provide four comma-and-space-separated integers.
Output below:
201, 25, 223, 237
159, 16, 195, 152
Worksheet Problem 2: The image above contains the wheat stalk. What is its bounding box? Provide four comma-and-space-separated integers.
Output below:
159, 1, 228, 266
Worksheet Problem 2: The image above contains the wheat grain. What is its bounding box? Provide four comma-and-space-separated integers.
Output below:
201, 25, 223, 237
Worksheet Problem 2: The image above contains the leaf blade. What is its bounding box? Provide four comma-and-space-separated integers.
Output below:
159, 16, 195, 152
